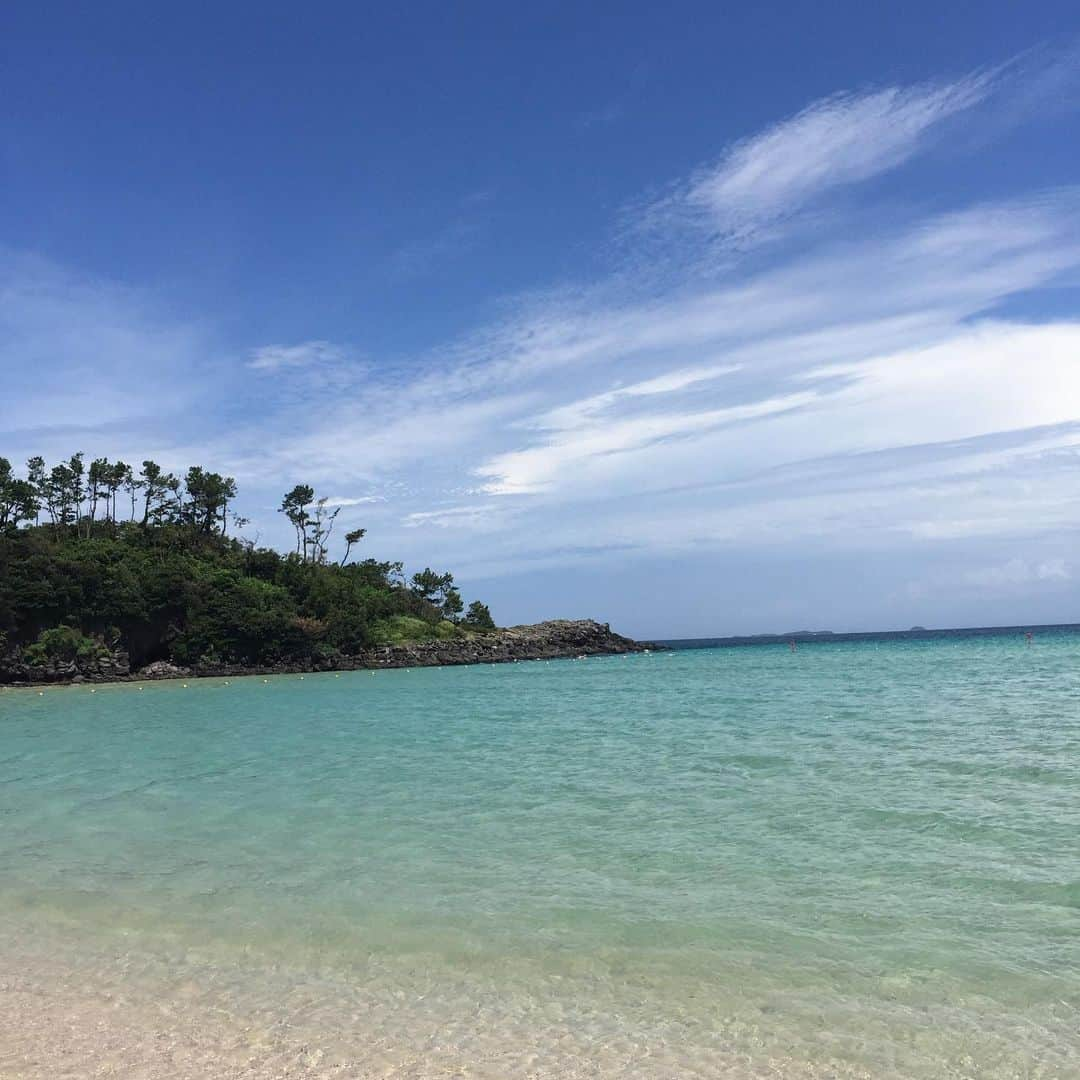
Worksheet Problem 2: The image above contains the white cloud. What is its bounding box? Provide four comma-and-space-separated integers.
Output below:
0, 253, 212, 436
248, 340, 347, 372
402, 504, 510, 530
962, 558, 1071, 588
480, 391, 819, 495
530, 362, 743, 432
321, 495, 383, 507
471, 188, 1080, 499
639, 71, 994, 245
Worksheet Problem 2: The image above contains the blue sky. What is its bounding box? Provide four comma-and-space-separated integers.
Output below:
4, 2, 1080, 637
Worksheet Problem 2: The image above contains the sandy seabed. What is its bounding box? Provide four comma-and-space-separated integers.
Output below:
0, 924, 877, 1080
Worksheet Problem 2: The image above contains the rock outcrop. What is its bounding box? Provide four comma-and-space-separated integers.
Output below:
0, 620, 660, 686
0, 649, 131, 685
137, 660, 193, 680
354, 619, 657, 669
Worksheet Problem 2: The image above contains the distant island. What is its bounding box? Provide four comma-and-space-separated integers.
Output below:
0, 452, 654, 685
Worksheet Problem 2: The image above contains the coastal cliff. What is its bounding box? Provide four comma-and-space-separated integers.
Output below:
0, 620, 659, 685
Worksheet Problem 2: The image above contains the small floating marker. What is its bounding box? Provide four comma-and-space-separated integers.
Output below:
38, 691, 44, 696
299, 676, 305, 680
182, 683, 188, 688
90, 688, 96, 693
263, 678, 269, 683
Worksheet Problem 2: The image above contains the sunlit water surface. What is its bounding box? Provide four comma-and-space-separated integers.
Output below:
2, 636, 1079, 1077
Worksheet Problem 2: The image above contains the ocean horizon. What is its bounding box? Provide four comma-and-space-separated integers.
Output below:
2, 631, 1078, 1077
657, 620, 1080, 650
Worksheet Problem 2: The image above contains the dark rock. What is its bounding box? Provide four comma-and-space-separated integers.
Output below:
349, 619, 660, 670
138, 660, 192, 680
2, 620, 661, 686
0, 646, 132, 685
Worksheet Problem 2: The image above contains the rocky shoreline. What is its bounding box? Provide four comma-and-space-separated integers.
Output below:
0, 620, 661, 686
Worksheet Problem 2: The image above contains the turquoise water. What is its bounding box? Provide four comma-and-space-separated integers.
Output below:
2, 637, 1079, 1076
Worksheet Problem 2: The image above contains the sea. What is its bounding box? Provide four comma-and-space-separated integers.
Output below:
1, 628, 1078, 1077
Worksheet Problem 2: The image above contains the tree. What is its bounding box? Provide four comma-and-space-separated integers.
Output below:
307, 497, 340, 564
410, 567, 447, 604
165, 474, 183, 525
139, 460, 173, 527
26, 457, 45, 525
279, 484, 314, 559
441, 585, 464, 623
39, 462, 62, 525
0, 458, 40, 531
463, 601, 496, 630
88, 457, 110, 530
123, 466, 142, 521
69, 453, 85, 525
410, 568, 462, 619
108, 461, 131, 523
340, 527, 366, 565
185, 467, 237, 535
42, 453, 84, 532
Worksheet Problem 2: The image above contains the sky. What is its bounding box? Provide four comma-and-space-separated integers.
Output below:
3, 2, 1080, 638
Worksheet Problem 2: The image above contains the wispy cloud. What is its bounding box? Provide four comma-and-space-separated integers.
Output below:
388, 220, 483, 281
962, 558, 1070, 588
637, 69, 995, 248
248, 340, 346, 372
471, 191, 1080, 497
322, 495, 383, 507
402, 504, 510, 530
0, 251, 216, 442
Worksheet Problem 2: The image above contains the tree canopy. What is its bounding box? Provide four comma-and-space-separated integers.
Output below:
0, 452, 497, 670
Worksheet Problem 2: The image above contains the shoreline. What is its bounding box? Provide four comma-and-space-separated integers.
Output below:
0, 619, 661, 688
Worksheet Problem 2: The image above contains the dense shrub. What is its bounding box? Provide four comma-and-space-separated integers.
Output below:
24, 626, 109, 665
0, 526, 490, 667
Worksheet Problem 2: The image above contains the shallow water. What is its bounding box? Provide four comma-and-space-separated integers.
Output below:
2, 637, 1079, 1077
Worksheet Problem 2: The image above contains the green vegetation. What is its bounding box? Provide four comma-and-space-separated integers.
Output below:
368, 615, 466, 644
0, 453, 496, 670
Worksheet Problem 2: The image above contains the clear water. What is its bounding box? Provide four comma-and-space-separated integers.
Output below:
2, 637, 1079, 1077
